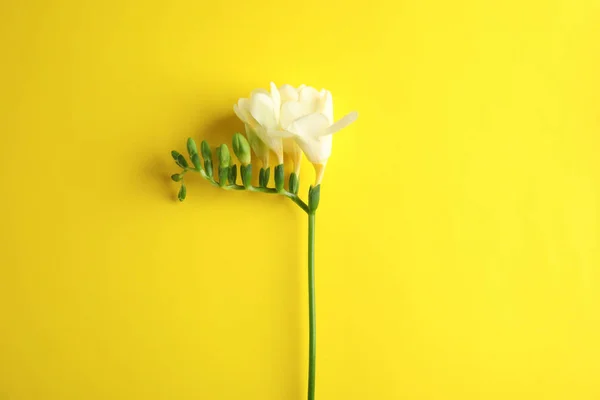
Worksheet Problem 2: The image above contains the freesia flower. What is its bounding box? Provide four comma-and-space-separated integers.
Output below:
234, 83, 358, 184
175, 85, 358, 400
276, 84, 358, 184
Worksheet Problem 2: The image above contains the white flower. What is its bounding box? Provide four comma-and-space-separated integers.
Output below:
233, 83, 284, 166
276, 84, 358, 184
234, 83, 357, 184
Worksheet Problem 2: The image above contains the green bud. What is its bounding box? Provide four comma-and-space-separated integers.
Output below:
308, 185, 320, 213
228, 164, 238, 185
289, 172, 299, 194
263, 167, 270, 187
187, 138, 198, 157
218, 144, 231, 168
191, 153, 202, 170
201, 140, 212, 161
171, 173, 183, 182
218, 166, 228, 187
204, 159, 213, 178
241, 164, 252, 188
274, 164, 284, 191
178, 184, 187, 202
232, 133, 251, 165
176, 154, 188, 169
171, 150, 181, 161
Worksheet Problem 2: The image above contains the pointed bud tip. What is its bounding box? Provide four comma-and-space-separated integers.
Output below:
201, 140, 212, 160
232, 133, 251, 165
218, 144, 231, 168
187, 138, 198, 157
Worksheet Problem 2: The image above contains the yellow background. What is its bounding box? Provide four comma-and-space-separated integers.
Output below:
1, 0, 599, 399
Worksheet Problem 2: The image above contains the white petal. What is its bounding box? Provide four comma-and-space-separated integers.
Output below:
296, 135, 332, 164
253, 126, 284, 164
280, 101, 305, 129
279, 84, 298, 103
233, 104, 247, 124
298, 86, 321, 113
250, 88, 269, 97
234, 98, 257, 126
319, 90, 333, 124
267, 129, 295, 138
283, 138, 303, 175
288, 113, 330, 138
321, 111, 358, 136
270, 82, 281, 121
313, 162, 327, 185
297, 84, 306, 92
245, 125, 269, 165
238, 98, 251, 112
235, 98, 262, 129
250, 92, 277, 130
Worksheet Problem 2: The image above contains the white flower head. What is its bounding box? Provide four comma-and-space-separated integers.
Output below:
276, 85, 358, 184
234, 83, 358, 184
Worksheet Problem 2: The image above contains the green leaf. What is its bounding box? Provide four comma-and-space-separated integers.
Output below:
187, 138, 198, 157
171, 173, 183, 182
228, 164, 238, 185
176, 154, 189, 169
171, 150, 181, 161
289, 172, 299, 194
274, 164, 284, 191
218, 144, 231, 168
259, 168, 265, 187
308, 184, 320, 213
201, 140, 212, 161
204, 159, 213, 178
178, 184, 187, 202
191, 153, 202, 170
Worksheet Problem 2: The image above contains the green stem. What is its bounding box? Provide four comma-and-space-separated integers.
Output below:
308, 211, 316, 400
196, 168, 310, 213
184, 164, 317, 398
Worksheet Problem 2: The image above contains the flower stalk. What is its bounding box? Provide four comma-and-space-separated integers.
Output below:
307, 185, 320, 400
170, 82, 356, 400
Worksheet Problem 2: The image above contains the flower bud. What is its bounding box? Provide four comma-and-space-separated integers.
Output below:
308, 185, 320, 213
232, 133, 251, 165
204, 160, 213, 178
171, 173, 183, 182
187, 138, 198, 157
259, 167, 271, 187
289, 172, 299, 194
241, 164, 252, 188
263, 167, 270, 187
171, 150, 188, 169
228, 164, 238, 185
191, 153, 202, 171
201, 140, 212, 161
274, 164, 284, 192
219, 166, 228, 187
178, 184, 187, 202
218, 144, 231, 168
